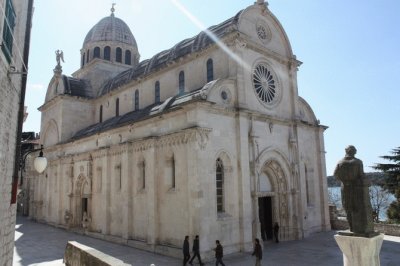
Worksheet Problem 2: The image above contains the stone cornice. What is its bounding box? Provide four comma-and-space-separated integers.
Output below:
49, 127, 212, 162
108, 143, 131, 156
91, 147, 110, 160
38, 94, 92, 112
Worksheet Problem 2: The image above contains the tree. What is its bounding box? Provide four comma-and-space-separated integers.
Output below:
328, 187, 341, 208
369, 185, 391, 222
373, 147, 400, 223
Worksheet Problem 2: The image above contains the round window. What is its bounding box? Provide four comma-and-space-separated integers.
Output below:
253, 63, 278, 105
255, 20, 271, 44
221, 91, 228, 100
257, 25, 267, 41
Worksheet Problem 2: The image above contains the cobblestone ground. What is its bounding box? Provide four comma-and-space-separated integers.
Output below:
13, 216, 400, 266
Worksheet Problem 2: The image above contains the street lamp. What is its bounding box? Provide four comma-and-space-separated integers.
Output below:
20, 144, 47, 185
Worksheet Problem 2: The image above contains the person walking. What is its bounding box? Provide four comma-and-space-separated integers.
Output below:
189, 235, 204, 265
273, 222, 280, 243
214, 240, 225, 266
183, 235, 190, 265
251, 238, 262, 266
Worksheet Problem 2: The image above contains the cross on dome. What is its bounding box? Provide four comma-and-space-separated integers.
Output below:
111, 3, 116, 16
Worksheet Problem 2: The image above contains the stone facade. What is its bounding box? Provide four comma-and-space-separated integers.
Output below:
30, 1, 330, 259
0, 0, 33, 265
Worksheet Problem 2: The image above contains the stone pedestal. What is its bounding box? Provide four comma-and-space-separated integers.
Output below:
334, 233, 384, 266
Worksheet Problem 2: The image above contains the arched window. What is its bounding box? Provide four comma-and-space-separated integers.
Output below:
104, 46, 111, 61
81, 54, 85, 68
304, 165, 315, 206
116, 47, 122, 63
135, 90, 139, 110
86, 49, 90, 63
155, 81, 160, 103
207, 58, 214, 82
125, 50, 131, 65
165, 155, 176, 189
93, 47, 100, 58
99, 105, 103, 123
171, 156, 175, 189
216, 158, 224, 212
179, 71, 185, 95
140, 160, 146, 189
116, 98, 119, 117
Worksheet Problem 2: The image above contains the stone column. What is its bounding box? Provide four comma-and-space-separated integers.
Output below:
104, 151, 111, 235
239, 114, 257, 250
334, 234, 384, 266
146, 142, 157, 248
121, 146, 130, 239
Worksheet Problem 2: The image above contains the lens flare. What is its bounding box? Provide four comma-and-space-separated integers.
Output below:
170, 0, 251, 73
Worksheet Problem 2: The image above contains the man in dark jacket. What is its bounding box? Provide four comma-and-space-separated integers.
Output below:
214, 240, 225, 266
273, 222, 280, 243
189, 235, 204, 265
251, 238, 262, 266
183, 236, 190, 265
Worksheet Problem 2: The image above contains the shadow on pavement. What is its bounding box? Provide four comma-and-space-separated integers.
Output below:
13, 216, 400, 266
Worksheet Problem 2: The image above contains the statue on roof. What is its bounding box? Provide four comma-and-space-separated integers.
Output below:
55, 50, 64, 67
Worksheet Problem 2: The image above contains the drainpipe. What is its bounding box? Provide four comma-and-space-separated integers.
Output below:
11, 0, 34, 204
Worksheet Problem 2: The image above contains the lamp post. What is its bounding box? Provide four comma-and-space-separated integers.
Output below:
20, 144, 47, 185
18, 144, 47, 216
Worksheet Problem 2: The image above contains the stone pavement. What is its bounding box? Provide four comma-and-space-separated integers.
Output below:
13, 216, 400, 266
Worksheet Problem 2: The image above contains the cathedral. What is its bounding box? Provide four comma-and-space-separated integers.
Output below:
31, 0, 330, 258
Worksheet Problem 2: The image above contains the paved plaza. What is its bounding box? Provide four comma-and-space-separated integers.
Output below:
13, 216, 400, 266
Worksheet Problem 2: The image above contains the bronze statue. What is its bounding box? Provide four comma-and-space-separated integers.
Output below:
334, 145, 376, 237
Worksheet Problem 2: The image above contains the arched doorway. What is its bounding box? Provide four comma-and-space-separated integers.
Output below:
74, 174, 91, 227
257, 160, 289, 241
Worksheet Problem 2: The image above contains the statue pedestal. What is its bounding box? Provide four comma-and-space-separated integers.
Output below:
334, 233, 384, 266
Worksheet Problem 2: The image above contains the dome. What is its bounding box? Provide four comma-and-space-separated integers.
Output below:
82, 14, 137, 48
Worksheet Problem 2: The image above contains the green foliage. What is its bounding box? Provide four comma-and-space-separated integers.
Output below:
373, 147, 400, 223
387, 201, 400, 223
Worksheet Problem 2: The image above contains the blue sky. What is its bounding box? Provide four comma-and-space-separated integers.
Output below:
24, 0, 400, 175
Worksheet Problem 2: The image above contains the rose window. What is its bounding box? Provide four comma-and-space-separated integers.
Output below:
253, 63, 277, 104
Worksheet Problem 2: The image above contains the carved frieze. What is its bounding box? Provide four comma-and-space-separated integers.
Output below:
131, 127, 211, 151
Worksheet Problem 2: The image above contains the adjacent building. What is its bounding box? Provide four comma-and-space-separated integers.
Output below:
0, 0, 33, 265
31, 0, 330, 258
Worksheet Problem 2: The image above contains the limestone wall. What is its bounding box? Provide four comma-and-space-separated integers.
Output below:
64, 241, 130, 266
0, 62, 18, 265
0, 0, 31, 264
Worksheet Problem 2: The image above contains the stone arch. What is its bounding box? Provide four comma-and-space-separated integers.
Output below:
256, 148, 293, 240
42, 119, 59, 147
298, 97, 318, 124
214, 149, 233, 173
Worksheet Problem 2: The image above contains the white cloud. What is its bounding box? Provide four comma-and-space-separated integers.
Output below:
27, 83, 45, 91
